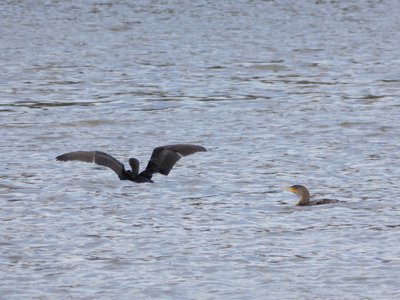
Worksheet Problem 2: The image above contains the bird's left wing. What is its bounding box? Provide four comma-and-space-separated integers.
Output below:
56, 151, 127, 179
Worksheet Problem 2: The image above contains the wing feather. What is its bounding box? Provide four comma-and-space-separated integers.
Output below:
142, 144, 206, 176
56, 151, 126, 179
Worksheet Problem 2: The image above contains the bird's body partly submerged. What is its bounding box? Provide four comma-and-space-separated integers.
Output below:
287, 185, 340, 206
56, 144, 206, 183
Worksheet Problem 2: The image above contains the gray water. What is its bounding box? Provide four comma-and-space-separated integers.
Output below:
1, 0, 400, 299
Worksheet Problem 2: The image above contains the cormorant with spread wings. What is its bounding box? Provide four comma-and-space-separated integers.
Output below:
56, 144, 206, 183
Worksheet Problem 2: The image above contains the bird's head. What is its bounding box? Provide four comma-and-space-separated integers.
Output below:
129, 158, 139, 175
285, 185, 311, 205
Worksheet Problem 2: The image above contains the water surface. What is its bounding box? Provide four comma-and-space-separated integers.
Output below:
1, 1, 400, 299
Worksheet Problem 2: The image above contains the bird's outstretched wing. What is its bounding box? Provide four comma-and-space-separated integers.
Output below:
142, 144, 207, 176
56, 151, 126, 179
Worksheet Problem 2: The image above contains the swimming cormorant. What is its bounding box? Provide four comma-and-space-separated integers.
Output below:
286, 185, 340, 206
56, 144, 206, 183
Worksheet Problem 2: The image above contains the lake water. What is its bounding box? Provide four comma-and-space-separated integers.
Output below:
1, 0, 400, 299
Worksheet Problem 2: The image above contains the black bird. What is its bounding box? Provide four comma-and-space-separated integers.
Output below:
286, 185, 341, 206
56, 144, 207, 183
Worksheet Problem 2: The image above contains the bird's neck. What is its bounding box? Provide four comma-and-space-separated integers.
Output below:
294, 192, 311, 206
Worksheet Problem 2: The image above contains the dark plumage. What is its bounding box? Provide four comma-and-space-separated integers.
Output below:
56, 144, 207, 183
287, 185, 340, 206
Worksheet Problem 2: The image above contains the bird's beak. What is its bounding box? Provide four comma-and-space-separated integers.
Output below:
283, 186, 295, 193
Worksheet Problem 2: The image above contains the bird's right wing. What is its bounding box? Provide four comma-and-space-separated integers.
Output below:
56, 151, 126, 179
142, 144, 207, 177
